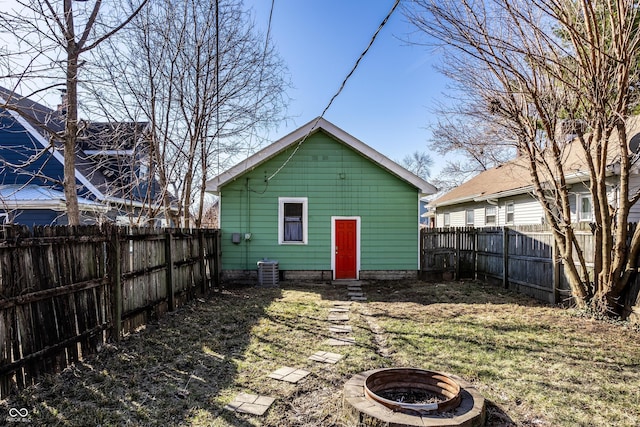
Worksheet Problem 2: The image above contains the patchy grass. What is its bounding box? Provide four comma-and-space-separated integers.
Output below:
365, 280, 640, 426
1, 280, 639, 426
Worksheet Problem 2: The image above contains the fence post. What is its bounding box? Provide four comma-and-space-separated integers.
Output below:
214, 230, 221, 289
109, 226, 122, 342
198, 229, 206, 295
165, 229, 175, 311
419, 228, 424, 279
551, 233, 560, 304
455, 228, 461, 280
473, 228, 478, 280
503, 226, 509, 289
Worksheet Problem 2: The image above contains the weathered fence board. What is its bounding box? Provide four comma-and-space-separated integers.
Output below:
421, 225, 640, 315
0, 225, 221, 398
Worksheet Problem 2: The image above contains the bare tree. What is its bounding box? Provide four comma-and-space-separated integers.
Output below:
399, 150, 434, 181
405, 0, 640, 314
86, 0, 289, 227
0, 0, 148, 225
429, 116, 516, 191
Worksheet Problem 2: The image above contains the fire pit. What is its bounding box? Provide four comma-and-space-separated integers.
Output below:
343, 368, 485, 426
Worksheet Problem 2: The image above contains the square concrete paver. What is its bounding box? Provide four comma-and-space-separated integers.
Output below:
329, 324, 353, 333
328, 313, 349, 321
329, 307, 349, 313
351, 296, 367, 301
332, 301, 352, 306
268, 366, 310, 383
224, 392, 275, 416
348, 292, 363, 297
325, 336, 355, 346
308, 351, 344, 364
347, 286, 362, 291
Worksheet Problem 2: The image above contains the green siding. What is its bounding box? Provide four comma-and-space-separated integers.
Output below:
219, 131, 419, 271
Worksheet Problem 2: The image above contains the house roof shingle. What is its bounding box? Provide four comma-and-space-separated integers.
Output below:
430, 116, 640, 208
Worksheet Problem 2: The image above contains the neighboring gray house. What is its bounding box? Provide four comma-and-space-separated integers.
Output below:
430, 117, 640, 227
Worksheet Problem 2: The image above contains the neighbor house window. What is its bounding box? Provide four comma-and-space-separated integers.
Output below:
443, 213, 450, 227
278, 197, 308, 244
466, 209, 474, 226
485, 206, 497, 225
578, 194, 593, 222
506, 202, 515, 224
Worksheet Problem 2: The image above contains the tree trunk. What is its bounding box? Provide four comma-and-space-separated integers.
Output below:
64, 3, 80, 226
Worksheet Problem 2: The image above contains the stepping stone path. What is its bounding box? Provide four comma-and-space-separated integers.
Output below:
308, 350, 344, 364
328, 324, 353, 333
268, 366, 310, 383
328, 312, 349, 322
324, 337, 356, 346
224, 392, 275, 416
226, 280, 368, 418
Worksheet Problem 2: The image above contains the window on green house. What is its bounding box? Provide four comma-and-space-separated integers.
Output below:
278, 197, 308, 244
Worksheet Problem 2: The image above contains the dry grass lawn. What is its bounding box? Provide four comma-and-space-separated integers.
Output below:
1, 280, 639, 426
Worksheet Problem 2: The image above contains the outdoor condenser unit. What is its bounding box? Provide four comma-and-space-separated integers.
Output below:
257, 259, 279, 287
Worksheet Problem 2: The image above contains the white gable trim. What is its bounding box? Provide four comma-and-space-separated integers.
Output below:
0, 96, 106, 201
206, 117, 437, 196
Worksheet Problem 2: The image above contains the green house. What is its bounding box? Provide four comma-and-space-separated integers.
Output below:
206, 118, 437, 282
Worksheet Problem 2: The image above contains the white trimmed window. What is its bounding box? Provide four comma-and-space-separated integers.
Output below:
278, 197, 308, 244
443, 213, 450, 227
506, 202, 515, 224
578, 194, 593, 222
466, 209, 475, 226
485, 206, 497, 225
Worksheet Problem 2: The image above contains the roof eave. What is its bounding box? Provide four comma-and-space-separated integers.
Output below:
431, 194, 482, 208
0, 199, 108, 212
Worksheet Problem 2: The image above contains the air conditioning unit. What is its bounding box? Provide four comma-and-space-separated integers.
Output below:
257, 259, 279, 287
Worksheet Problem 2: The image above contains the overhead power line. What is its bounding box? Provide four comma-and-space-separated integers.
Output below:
267, 0, 401, 182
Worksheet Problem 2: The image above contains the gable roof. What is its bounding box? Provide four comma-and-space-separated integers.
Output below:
206, 117, 438, 196
431, 116, 640, 208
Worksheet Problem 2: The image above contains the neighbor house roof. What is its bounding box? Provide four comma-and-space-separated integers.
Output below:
431, 158, 532, 207
431, 116, 640, 208
0, 86, 163, 209
206, 117, 438, 196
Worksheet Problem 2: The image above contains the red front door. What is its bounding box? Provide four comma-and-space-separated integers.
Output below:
335, 219, 357, 279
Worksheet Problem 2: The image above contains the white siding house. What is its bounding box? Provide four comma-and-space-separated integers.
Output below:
431, 118, 640, 227
434, 194, 546, 227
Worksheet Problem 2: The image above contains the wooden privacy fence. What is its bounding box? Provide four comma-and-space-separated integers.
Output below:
0, 225, 221, 398
421, 224, 607, 304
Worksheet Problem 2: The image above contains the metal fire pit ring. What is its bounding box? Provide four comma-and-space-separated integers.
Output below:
343, 368, 486, 427
364, 368, 462, 414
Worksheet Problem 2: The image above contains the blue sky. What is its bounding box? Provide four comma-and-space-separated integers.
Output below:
245, 0, 450, 175
0, 0, 450, 176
